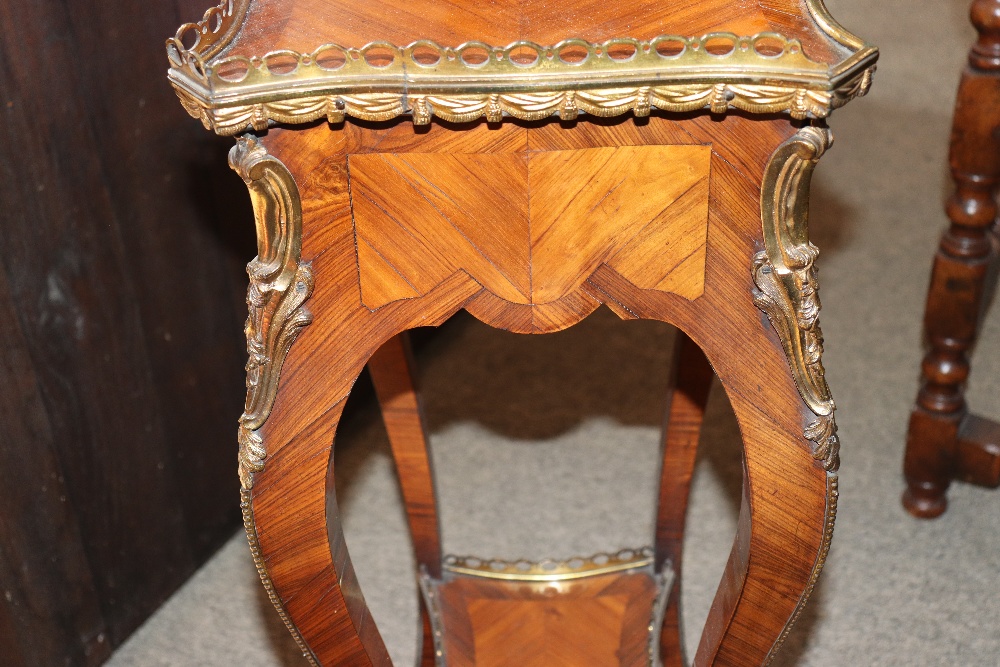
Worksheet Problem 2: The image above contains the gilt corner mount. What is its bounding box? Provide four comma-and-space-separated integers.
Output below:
752, 126, 840, 473
230, 135, 314, 491
167, 0, 877, 135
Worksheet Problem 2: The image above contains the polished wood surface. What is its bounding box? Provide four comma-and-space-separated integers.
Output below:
369, 334, 442, 577
247, 111, 832, 666
903, 0, 1000, 518
655, 333, 715, 666
229, 0, 844, 63
368, 333, 441, 667
434, 570, 659, 666
351, 145, 709, 313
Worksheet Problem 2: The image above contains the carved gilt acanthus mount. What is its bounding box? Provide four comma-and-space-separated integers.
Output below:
752, 126, 839, 472
167, 1, 876, 135
231, 135, 317, 662
231, 135, 314, 489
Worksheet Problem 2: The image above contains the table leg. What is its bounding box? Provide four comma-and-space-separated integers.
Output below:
655, 332, 714, 667
245, 278, 477, 666
685, 327, 836, 667
229, 131, 483, 666
368, 332, 441, 667
590, 266, 835, 666
591, 121, 839, 663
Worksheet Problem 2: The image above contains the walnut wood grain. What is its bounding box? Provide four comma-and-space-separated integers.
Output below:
241, 112, 832, 666
903, 0, 1000, 518
530, 145, 709, 302
350, 152, 533, 308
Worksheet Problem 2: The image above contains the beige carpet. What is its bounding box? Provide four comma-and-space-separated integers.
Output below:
108, 1, 1000, 665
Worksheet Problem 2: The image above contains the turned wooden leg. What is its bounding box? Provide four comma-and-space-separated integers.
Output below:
655, 332, 714, 667
903, 0, 1000, 518
368, 333, 441, 667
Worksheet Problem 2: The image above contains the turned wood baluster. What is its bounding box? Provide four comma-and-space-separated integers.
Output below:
903, 0, 1000, 517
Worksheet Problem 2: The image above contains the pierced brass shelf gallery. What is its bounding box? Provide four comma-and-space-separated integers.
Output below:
167, 0, 877, 134
442, 547, 655, 582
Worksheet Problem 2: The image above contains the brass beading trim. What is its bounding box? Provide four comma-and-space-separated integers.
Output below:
762, 474, 839, 665
419, 568, 448, 666
242, 489, 320, 666
647, 561, 676, 667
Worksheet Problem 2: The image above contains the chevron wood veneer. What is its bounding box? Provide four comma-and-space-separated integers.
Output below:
435, 570, 659, 667
350, 145, 710, 312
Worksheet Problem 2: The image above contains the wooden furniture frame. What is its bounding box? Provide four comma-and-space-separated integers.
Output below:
169, 1, 875, 664
903, 0, 1000, 518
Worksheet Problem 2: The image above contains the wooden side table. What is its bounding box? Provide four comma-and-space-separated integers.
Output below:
168, 1, 875, 664
903, 0, 1000, 518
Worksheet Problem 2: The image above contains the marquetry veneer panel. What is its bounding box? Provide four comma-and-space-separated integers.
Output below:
433, 570, 659, 667
349, 145, 710, 311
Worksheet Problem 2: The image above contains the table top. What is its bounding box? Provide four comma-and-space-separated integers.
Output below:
167, 0, 877, 133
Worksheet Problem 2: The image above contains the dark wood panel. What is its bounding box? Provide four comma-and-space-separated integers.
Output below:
0, 260, 110, 667
0, 0, 257, 662
62, 0, 255, 562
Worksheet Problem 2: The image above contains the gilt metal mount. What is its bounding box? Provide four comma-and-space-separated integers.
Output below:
752, 126, 840, 472
167, 0, 876, 134
443, 547, 655, 582
231, 135, 314, 489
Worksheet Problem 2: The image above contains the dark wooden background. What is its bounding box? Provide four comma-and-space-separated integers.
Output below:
0, 2, 260, 664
